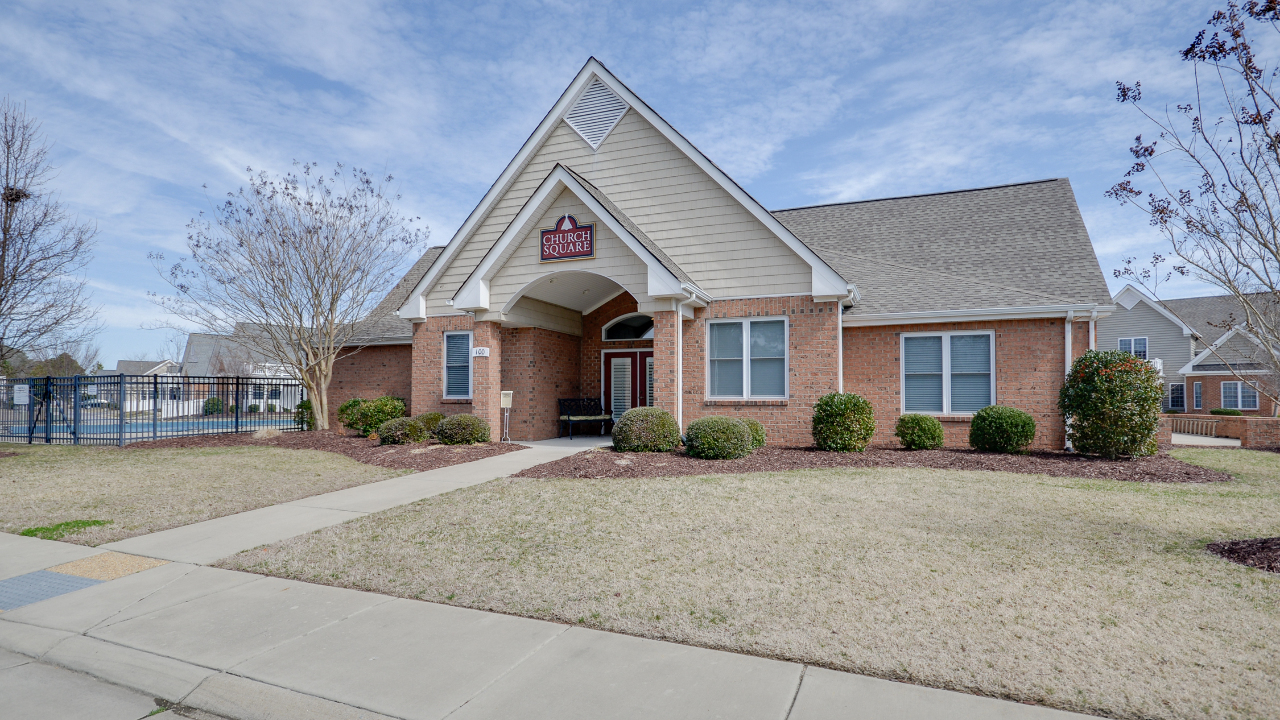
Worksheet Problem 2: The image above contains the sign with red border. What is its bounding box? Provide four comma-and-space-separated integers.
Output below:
540, 214, 595, 262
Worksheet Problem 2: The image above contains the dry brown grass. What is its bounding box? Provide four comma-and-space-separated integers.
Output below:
222, 447, 1280, 720
0, 444, 403, 545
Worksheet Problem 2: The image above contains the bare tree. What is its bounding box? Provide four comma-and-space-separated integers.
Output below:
0, 97, 99, 366
1108, 1, 1280, 413
152, 163, 426, 430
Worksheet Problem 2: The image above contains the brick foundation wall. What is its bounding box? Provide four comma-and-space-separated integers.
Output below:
328, 344, 413, 428
500, 326, 582, 440
410, 315, 477, 419
678, 296, 841, 445
582, 293, 651, 403
843, 318, 1076, 450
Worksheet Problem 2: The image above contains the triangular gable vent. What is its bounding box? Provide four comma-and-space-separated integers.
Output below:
564, 77, 629, 151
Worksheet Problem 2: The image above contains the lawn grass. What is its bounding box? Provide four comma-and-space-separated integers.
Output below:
0, 444, 404, 545
222, 447, 1280, 720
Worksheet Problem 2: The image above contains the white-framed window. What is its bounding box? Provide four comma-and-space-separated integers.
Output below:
444, 332, 473, 399
1193, 381, 1202, 410
707, 317, 788, 399
1221, 381, 1259, 410
901, 331, 995, 414
1168, 382, 1185, 411
1118, 337, 1148, 360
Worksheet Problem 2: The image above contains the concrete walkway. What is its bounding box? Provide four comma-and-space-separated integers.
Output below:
100, 439, 600, 564
0, 437, 1094, 719
1171, 432, 1242, 447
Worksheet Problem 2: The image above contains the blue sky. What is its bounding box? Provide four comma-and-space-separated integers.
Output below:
2, 0, 1231, 365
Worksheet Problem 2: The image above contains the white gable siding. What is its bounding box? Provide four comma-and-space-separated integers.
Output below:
501, 296, 584, 337
487, 191, 650, 311
1095, 300, 1194, 382
422, 111, 811, 316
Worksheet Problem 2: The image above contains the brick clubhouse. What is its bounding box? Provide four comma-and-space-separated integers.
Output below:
331, 58, 1115, 449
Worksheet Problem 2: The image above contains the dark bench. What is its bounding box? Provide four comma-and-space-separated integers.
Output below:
558, 398, 612, 439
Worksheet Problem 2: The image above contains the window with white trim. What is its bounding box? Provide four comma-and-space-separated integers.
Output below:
1118, 337, 1148, 360
1167, 382, 1185, 411
1221, 381, 1259, 410
902, 332, 994, 414
444, 332, 473, 398
1193, 381, 1202, 409
708, 318, 787, 398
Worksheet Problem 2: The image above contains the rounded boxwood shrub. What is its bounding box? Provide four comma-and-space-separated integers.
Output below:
203, 397, 224, 415
412, 412, 446, 435
811, 392, 876, 452
378, 417, 427, 445
293, 400, 315, 431
437, 413, 491, 444
742, 417, 766, 449
894, 413, 944, 450
612, 407, 680, 452
337, 397, 366, 430
1059, 349, 1163, 459
1210, 407, 1244, 416
968, 405, 1037, 453
351, 396, 406, 437
685, 416, 752, 459
247, 403, 261, 414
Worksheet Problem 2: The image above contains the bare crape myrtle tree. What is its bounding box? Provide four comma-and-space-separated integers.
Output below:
153, 163, 426, 430
0, 97, 99, 372
1109, 1, 1280, 414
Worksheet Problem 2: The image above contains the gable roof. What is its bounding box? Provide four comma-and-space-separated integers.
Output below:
352, 246, 445, 343
1113, 284, 1195, 336
400, 57, 850, 320
1160, 293, 1251, 342
772, 179, 1113, 321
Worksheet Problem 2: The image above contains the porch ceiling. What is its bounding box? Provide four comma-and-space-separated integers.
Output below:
520, 271, 624, 313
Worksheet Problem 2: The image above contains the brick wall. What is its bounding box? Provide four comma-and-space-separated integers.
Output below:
328, 344, 413, 428
581, 293, 651, 402
471, 321, 504, 434
410, 315, 476, 419
1185, 375, 1276, 416
679, 296, 841, 445
500, 326, 582, 440
843, 318, 1074, 450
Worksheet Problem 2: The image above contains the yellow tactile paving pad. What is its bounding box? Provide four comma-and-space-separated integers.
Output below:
47, 552, 168, 581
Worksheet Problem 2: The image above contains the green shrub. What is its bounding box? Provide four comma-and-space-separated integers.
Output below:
1059, 350, 1163, 458
337, 397, 366, 430
811, 392, 876, 452
968, 405, 1036, 453
267, 403, 277, 412
247, 403, 261, 414
412, 412, 446, 434
203, 397, 224, 415
742, 417, 767, 449
228, 404, 238, 415
350, 396, 406, 437
612, 407, 681, 452
437, 414, 490, 444
378, 417, 427, 445
1210, 407, 1244, 416
685, 416, 752, 459
293, 400, 315, 431
894, 413, 944, 450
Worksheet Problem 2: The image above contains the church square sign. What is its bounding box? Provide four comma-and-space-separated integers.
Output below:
540, 214, 595, 262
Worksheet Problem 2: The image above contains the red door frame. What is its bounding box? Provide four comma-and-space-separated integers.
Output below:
601, 350, 654, 417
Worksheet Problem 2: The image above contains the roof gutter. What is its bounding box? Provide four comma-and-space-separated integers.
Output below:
842, 304, 1115, 327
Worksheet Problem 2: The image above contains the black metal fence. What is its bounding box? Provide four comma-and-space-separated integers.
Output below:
0, 374, 307, 446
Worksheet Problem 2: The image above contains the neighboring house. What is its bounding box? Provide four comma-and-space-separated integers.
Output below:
326, 58, 1116, 448
180, 332, 293, 378
1098, 285, 1276, 415
94, 360, 182, 377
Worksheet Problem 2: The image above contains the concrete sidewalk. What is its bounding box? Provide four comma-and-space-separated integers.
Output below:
0, 543, 1091, 720
100, 439, 599, 564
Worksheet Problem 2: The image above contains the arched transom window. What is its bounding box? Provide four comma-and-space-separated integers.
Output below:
603, 313, 654, 340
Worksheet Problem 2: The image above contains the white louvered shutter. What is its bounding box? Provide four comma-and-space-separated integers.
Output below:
611, 357, 631, 420
565, 77, 629, 151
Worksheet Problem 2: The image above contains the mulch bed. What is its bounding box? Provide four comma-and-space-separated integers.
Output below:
1208, 537, 1280, 573
126, 431, 524, 472
0, 451, 17, 459
515, 445, 1234, 483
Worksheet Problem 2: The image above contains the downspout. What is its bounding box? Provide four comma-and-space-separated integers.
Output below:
674, 289, 701, 430
836, 290, 856, 393
1065, 310, 1074, 450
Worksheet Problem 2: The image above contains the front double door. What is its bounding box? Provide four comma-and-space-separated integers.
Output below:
602, 350, 654, 421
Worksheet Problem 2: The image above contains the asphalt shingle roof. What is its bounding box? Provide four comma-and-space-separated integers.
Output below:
1160, 294, 1252, 341
772, 179, 1113, 316
353, 246, 446, 342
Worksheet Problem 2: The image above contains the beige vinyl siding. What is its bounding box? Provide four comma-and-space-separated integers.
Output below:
1094, 300, 1193, 382
487, 192, 650, 310
490, 297, 584, 337
422, 111, 810, 315
1193, 333, 1267, 369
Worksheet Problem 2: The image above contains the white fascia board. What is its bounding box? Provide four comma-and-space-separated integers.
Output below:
398, 62, 603, 320
452, 165, 684, 312
843, 304, 1105, 327
1114, 284, 1195, 337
